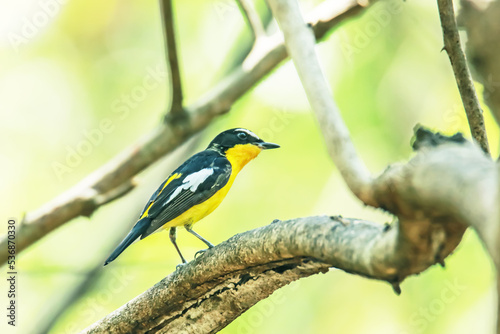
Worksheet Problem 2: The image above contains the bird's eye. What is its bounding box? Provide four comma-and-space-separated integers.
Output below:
237, 132, 247, 140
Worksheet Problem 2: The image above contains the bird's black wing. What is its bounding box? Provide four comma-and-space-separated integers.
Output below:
138, 177, 170, 219
139, 150, 231, 238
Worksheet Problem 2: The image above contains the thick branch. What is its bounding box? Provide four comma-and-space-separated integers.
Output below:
374, 128, 497, 253
0, 0, 369, 266
160, 0, 184, 117
268, 0, 374, 204
80, 214, 457, 334
81, 130, 497, 334
437, 0, 489, 154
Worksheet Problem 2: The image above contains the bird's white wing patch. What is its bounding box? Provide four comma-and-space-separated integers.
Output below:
235, 128, 260, 140
166, 168, 214, 204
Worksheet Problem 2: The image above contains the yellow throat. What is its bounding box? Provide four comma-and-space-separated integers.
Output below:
224, 143, 263, 174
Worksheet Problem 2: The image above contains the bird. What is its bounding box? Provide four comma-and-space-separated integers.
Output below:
104, 128, 280, 266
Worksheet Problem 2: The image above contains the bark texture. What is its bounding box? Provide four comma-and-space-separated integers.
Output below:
437, 0, 489, 153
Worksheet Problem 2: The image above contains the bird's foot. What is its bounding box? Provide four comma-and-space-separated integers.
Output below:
194, 249, 210, 259
176, 262, 187, 271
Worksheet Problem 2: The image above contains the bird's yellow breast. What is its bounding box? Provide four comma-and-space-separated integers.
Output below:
162, 144, 262, 229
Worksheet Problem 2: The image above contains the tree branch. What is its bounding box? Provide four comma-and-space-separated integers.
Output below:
236, 0, 266, 41
81, 129, 497, 333
0, 0, 370, 266
160, 0, 184, 118
79, 214, 454, 333
437, 0, 490, 154
267, 0, 374, 205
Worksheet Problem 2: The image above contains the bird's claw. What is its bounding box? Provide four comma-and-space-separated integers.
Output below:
176, 262, 187, 270
194, 249, 210, 259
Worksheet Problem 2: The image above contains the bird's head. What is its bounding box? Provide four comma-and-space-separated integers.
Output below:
208, 128, 280, 152
208, 128, 280, 169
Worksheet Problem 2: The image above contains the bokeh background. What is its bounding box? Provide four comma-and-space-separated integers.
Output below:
1, 0, 499, 333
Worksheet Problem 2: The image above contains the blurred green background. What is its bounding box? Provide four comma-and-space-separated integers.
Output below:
1, 0, 499, 333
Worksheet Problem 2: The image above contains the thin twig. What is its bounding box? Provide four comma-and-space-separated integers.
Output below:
437, 0, 489, 154
0, 0, 369, 266
236, 0, 267, 41
160, 0, 184, 118
267, 0, 374, 204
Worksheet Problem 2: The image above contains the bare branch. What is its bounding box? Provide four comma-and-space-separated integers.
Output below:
267, 0, 374, 204
81, 129, 498, 333
236, 0, 267, 41
0, 0, 370, 266
160, 0, 184, 118
93, 180, 135, 207
437, 0, 490, 154
80, 214, 459, 333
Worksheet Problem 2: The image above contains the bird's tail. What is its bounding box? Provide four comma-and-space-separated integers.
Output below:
104, 218, 151, 266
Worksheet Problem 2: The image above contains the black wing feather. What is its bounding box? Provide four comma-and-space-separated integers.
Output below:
140, 150, 231, 239
149, 170, 230, 224
138, 178, 170, 219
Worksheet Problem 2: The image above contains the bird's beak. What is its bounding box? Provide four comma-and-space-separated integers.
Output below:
257, 142, 280, 150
